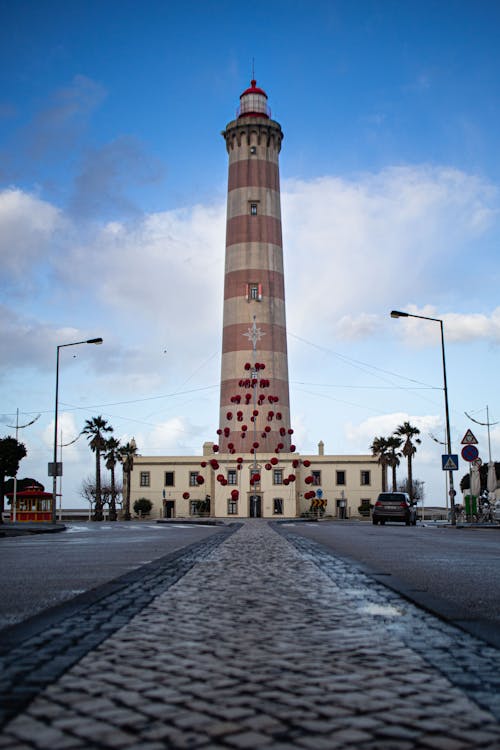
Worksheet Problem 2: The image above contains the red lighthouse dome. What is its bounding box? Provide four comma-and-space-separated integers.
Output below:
238, 79, 270, 119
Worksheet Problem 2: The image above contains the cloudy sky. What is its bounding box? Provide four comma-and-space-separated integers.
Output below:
1, 0, 500, 510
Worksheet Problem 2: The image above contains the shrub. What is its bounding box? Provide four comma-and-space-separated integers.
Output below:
133, 497, 153, 518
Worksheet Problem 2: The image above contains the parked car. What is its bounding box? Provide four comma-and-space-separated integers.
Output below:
372, 492, 417, 526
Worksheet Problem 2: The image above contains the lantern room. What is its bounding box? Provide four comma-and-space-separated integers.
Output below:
237, 80, 271, 119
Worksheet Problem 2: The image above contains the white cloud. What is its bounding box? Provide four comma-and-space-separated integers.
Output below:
335, 313, 380, 340
3, 164, 498, 365
133, 416, 206, 456
42, 412, 83, 463
0, 306, 83, 372
0, 189, 62, 279
56, 203, 226, 359
390, 305, 500, 346
346, 412, 443, 450
282, 166, 499, 340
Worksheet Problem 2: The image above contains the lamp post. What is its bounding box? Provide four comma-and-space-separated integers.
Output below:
51, 338, 103, 524
390, 311, 456, 525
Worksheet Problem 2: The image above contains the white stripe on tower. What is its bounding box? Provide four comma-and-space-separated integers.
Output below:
219, 80, 291, 454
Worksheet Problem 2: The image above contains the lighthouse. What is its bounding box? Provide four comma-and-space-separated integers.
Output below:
219, 80, 291, 455
128, 81, 382, 521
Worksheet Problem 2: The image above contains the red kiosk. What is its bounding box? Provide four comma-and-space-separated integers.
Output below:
7, 484, 53, 522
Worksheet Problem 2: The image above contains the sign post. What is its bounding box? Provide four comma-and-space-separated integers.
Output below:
461, 438, 481, 521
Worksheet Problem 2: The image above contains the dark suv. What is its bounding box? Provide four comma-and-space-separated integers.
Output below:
372, 492, 417, 526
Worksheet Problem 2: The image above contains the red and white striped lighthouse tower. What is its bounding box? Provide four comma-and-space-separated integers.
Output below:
219, 80, 291, 454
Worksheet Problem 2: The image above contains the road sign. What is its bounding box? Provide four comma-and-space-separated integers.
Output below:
461, 429, 478, 445
311, 498, 327, 508
442, 454, 459, 471
472, 457, 483, 468
48, 462, 63, 477
461, 444, 479, 462
316, 489, 323, 498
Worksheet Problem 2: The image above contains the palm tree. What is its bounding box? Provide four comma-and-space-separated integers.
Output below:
119, 439, 137, 521
104, 437, 121, 521
395, 421, 422, 502
83, 416, 113, 521
386, 435, 403, 491
370, 436, 390, 492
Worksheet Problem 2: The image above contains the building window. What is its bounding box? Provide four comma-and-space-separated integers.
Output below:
250, 202, 258, 215
250, 468, 261, 486
336, 470, 346, 485
164, 471, 175, 487
189, 471, 198, 487
247, 283, 262, 301
227, 469, 237, 485
273, 498, 284, 515
227, 499, 238, 515
361, 470, 371, 486
273, 469, 283, 485
312, 470, 321, 486
140, 471, 150, 487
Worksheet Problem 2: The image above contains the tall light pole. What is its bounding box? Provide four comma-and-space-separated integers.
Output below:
390, 311, 456, 525
51, 338, 103, 524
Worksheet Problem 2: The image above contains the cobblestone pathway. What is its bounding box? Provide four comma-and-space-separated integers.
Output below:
2, 520, 500, 749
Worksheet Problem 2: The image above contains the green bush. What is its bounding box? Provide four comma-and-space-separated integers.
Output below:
133, 497, 153, 517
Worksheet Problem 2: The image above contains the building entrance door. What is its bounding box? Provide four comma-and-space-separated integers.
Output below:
336, 499, 347, 519
164, 501, 175, 519
249, 495, 262, 518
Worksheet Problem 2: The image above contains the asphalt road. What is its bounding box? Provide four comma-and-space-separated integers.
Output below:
283, 520, 500, 642
3, 519, 500, 648
0, 521, 224, 632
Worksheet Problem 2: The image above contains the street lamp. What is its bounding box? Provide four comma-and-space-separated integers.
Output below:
390, 310, 456, 525
51, 338, 103, 524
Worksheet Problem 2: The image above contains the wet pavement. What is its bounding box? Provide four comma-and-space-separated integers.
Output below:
1, 520, 500, 748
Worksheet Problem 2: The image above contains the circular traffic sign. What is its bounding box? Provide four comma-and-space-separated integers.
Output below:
472, 457, 483, 467
461, 444, 479, 462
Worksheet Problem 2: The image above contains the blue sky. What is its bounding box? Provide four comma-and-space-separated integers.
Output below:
1, 0, 500, 510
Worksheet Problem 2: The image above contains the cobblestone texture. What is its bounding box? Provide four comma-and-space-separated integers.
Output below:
0, 525, 239, 728
2, 520, 500, 748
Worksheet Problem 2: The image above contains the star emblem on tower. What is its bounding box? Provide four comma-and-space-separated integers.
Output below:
243, 317, 266, 351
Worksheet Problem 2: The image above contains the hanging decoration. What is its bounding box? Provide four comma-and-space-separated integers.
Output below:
197, 336, 325, 513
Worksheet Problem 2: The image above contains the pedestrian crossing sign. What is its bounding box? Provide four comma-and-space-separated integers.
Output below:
442, 454, 459, 471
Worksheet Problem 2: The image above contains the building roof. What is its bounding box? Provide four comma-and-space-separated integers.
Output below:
240, 79, 268, 99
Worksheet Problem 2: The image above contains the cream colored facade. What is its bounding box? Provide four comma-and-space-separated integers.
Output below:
129, 442, 382, 520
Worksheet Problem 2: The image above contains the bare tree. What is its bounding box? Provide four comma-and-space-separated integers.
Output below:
79, 476, 122, 517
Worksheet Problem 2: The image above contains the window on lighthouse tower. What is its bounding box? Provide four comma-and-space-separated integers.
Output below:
247, 283, 262, 301
250, 202, 258, 215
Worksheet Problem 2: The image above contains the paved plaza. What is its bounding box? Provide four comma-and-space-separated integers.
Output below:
2, 520, 500, 749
